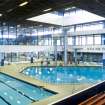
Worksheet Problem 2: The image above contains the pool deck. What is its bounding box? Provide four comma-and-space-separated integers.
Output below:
0, 63, 101, 105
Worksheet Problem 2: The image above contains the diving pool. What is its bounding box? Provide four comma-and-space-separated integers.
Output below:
0, 73, 56, 105
22, 66, 105, 84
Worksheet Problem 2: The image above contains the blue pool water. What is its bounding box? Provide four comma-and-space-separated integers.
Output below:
0, 73, 56, 105
22, 66, 105, 84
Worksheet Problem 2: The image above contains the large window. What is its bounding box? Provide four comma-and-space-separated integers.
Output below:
87, 36, 93, 45
68, 37, 72, 45
76, 36, 82, 45
68, 26, 75, 32
75, 22, 104, 32
3, 25, 8, 39
81, 36, 86, 45
94, 35, 101, 45
57, 39, 60, 45
76, 25, 82, 31
44, 38, 49, 45
0, 27, 2, 38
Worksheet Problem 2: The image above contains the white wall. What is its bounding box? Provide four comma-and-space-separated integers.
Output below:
68, 45, 105, 53
0, 45, 54, 53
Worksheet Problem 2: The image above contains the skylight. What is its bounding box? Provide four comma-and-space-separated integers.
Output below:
27, 8, 105, 26
27, 13, 63, 25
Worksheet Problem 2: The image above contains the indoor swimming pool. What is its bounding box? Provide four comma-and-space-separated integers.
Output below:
0, 73, 56, 105
22, 66, 105, 84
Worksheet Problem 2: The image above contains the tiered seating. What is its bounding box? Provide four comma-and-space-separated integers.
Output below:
79, 92, 105, 105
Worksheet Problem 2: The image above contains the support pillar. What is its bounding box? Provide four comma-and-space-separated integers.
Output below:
54, 38, 57, 66
73, 25, 77, 64
63, 27, 68, 66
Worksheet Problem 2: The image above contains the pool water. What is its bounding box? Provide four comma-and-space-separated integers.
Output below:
22, 66, 105, 84
0, 73, 55, 105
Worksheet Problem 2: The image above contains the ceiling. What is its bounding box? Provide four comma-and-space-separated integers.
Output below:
0, 0, 105, 26
0, 0, 78, 21
77, 0, 105, 18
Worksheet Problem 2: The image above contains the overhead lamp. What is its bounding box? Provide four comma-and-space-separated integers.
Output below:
17, 24, 20, 27
19, 1, 28, 7
10, 26, 14, 28
0, 13, 2, 17
43, 8, 52, 12
65, 6, 76, 11
7, 8, 13, 13
39, 24, 43, 27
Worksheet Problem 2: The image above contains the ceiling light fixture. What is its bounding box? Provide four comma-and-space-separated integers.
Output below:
43, 8, 52, 12
7, 8, 13, 13
0, 13, 2, 17
39, 24, 43, 27
10, 26, 14, 28
19, 1, 28, 7
65, 6, 76, 11
17, 24, 20, 27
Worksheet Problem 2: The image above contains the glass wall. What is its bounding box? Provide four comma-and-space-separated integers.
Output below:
68, 34, 102, 46
68, 22, 104, 32
0, 21, 104, 46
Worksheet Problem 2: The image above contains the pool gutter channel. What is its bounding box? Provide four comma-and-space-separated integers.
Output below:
0, 80, 37, 102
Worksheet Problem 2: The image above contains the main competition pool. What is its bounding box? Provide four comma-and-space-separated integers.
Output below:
0, 73, 56, 105
22, 66, 105, 84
